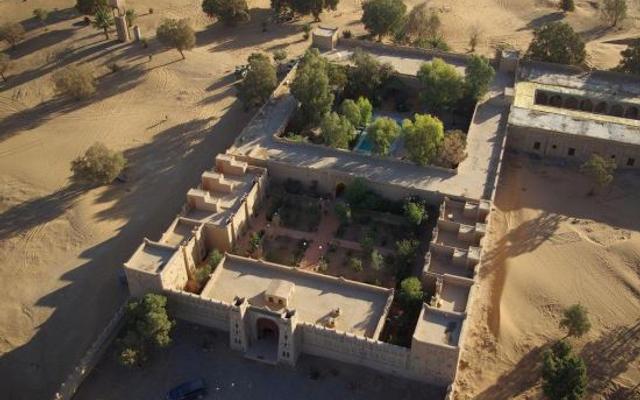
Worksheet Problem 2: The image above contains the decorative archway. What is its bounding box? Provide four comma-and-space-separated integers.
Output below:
335, 182, 346, 198
256, 318, 279, 341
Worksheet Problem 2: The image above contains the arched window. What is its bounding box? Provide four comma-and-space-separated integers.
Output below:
535, 91, 549, 105
579, 99, 593, 112
610, 104, 624, 117
549, 94, 563, 107
624, 106, 639, 119
594, 101, 608, 114
564, 97, 579, 109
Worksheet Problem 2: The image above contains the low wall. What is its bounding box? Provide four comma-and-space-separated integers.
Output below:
53, 300, 128, 400
299, 322, 410, 376
164, 288, 232, 332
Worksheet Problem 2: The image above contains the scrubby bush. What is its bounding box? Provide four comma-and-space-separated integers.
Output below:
617, 41, 640, 75
273, 49, 287, 63
366, 116, 401, 155
468, 25, 481, 52
0, 22, 26, 49
208, 249, 224, 268
399, 3, 440, 44
202, 0, 250, 26
580, 153, 616, 192
370, 249, 384, 271
435, 130, 467, 168
52, 64, 96, 100
402, 113, 444, 166
602, 0, 627, 27
157, 18, 196, 59
71, 142, 126, 185
560, 304, 591, 338
76, 0, 107, 15
237, 53, 277, 108
404, 200, 425, 226
349, 256, 364, 272
414, 34, 449, 51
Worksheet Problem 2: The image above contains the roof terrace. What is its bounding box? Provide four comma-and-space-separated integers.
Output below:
413, 305, 464, 347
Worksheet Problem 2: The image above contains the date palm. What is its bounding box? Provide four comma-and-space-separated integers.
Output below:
93, 7, 114, 40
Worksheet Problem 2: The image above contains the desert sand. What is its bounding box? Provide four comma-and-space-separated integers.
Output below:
0, 0, 639, 399
456, 154, 640, 399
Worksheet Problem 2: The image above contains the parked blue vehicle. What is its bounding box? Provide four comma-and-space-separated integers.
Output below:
166, 378, 207, 400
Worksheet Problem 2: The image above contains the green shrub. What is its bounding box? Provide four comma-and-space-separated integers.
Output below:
349, 256, 363, 272
71, 142, 126, 185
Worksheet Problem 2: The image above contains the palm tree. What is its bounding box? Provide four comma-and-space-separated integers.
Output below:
93, 7, 114, 40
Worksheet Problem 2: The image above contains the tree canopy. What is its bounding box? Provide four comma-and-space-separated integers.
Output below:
366, 116, 401, 155
525, 22, 586, 66
52, 64, 96, 100
71, 142, 126, 185
404, 200, 425, 226
417, 58, 464, 111
361, 0, 407, 41
397, 2, 441, 45
0, 22, 26, 49
237, 53, 277, 108
272, 0, 339, 21
356, 96, 373, 125
202, 0, 250, 26
402, 113, 444, 166
542, 341, 588, 400
398, 277, 423, 308
340, 99, 362, 127
465, 55, 495, 101
157, 18, 196, 59
321, 112, 354, 149
118, 294, 174, 367
291, 48, 334, 126
617, 41, 640, 75
560, 304, 592, 338
345, 49, 395, 103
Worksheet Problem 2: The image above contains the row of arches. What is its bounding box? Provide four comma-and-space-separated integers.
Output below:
535, 90, 640, 120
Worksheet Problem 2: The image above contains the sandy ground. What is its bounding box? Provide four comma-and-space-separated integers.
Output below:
455, 154, 640, 399
0, 0, 639, 399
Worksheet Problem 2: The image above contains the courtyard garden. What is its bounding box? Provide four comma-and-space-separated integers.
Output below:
279, 48, 495, 169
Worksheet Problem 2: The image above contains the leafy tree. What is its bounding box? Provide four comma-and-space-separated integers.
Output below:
33, 8, 49, 29
345, 49, 395, 103
71, 142, 126, 185
525, 22, 586, 66
398, 3, 440, 44
93, 7, 114, 40
617, 41, 640, 75
321, 112, 354, 149
602, 0, 627, 27
157, 19, 196, 59
202, 0, 250, 26
52, 64, 96, 100
0, 22, 26, 50
327, 63, 348, 93
465, 55, 495, 101
435, 130, 467, 168
0, 53, 10, 82
361, 0, 407, 41
125, 8, 137, 29
395, 238, 419, 279
560, 304, 592, 338
356, 96, 373, 125
417, 58, 464, 111
402, 113, 444, 166
404, 200, 425, 226
271, 0, 339, 21
76, 0, 107, 15
238, 53, 277, 108
398, 277, 423, 308
291, 48, 334, 126
580, 153, 616, 192
366, 116, 401, 155
560, 0, 575, 12
118, 294, 174, 367
542, 341, 588, 400
370, 249, 384, 271
340, 99, 362, 127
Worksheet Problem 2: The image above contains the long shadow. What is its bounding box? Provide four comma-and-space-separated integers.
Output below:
0, 97, 253, 400
7, 28, 76, 60
580, 25, 613, 43
517, 11, 564, 32
19, 7, 80, 32
195, 8, 302, 53
0, 59, 146, 143
0, 184, 85, 240
580, 320, 640, 397
474, 343, 550, 400
603, 36, 640, 46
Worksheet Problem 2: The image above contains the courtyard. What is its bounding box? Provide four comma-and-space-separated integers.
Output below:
74, 322, 447, 400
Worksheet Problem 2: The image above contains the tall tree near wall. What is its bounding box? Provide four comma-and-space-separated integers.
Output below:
156, 18, 196, 59
361, 0, 407, 41
525, 22, 586, 66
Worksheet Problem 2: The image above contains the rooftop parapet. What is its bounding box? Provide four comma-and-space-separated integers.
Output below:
202, 171, 236, 193
413, 303, 465, 348
216, 153, 247, 176
125, 238, 177, 274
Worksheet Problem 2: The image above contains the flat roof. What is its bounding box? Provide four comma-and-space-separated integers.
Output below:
413, 305, 463, 347
126, 241, 176, 273
202, 255, 392, 338
160, 218, 197, 246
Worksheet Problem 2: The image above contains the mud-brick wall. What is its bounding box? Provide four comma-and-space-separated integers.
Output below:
299, 323, 410, 377
164, 289, 231, 331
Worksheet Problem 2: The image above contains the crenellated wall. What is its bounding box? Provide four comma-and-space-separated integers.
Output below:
163, 288, 232, 332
